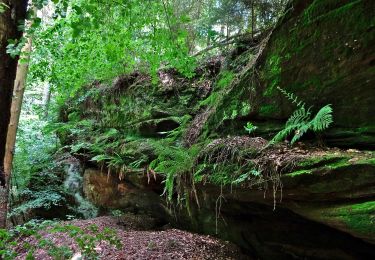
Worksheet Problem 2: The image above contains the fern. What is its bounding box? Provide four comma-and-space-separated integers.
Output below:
311, 104, 333, 131
290, 122, 311, 144
149, 142, 200, 201
285, 106, 311, 126
277, 86, 306, 108
271, 88, 333, 145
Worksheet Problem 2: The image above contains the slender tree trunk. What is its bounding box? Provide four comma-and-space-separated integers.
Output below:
2, 25, 33, 228
42, 82, 51, 118
251, 0, 255, 39
4, 36, 32, 175
0, 0, 28, 229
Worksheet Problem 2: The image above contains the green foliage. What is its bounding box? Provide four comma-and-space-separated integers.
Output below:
217, 70, 235, 89
231, 169, 260, 185
0, 220, 121, 260
110, 210, 124, 218
13, 118, 58, 190
197, 71, 235, 111
244, 122, 258, 134
10, 190, 66, 217
196, 138, 264, 186
311, 105, 334, 131
30, 0, 198, 102
9, 164, 72, 219
27, 0, 287, 102
150, 142, 200, 201
163, 115, 192, 141
0, 3, 9, 14
10, 0, 289, 222
199, 92, 220, 107
6, 38, 27, 59
276, 86, 306, 108
271, 87, 333, 144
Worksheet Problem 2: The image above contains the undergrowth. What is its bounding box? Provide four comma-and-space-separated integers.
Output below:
0, 219, 121, 260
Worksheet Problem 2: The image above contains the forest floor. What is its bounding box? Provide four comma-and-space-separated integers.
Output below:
13, 215, 247, 260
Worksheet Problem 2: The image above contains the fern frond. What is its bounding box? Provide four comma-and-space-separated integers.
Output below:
150, 142, 200, 201
277, 86, 306, 108
271, 124, 300, 143
286, 107, 311, 127
311, 104, 333, 131
290, 122, 311, 144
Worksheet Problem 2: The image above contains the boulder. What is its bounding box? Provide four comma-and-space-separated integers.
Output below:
83, 168, 167, 219
171, 149, 375, 258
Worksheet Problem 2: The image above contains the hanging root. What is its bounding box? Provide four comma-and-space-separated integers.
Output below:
215, 185, 227, 234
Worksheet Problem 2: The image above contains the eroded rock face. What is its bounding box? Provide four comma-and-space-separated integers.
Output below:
83, 168, 167, 219
210, 0, 375, 148
171, 149, 375, 258
81, 148, 375, 258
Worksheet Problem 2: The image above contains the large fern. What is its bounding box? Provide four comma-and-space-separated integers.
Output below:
149, 142, 200, 201
271, 88, 333, 145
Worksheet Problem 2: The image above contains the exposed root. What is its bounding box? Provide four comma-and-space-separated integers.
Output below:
215, 185, 227, 234
198, 136, 322, 210
184, 108, 214, 146
201, 136, 268, 165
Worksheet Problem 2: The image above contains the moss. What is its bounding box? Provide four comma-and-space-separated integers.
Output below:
202, 72, 255, 137
263, 54, 281, 97
283, 150, 375, 194
302, 0, 362, 25
297, 156, 341, 168
325, 201, 375, 236
356, 157, 375, 165
296, 155, 354, 173
253, 0, 375, 148
288, 76, 322, 92
259, 104, 278, 117
217, 70, 235, 89
199, 92, 220, 107
285, 169, 312, 177
240, 102, 251, 116
307, 161, 374, 193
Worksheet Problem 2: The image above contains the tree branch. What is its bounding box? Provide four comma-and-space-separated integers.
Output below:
193, 30, 262, 57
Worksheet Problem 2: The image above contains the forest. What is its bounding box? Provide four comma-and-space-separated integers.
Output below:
0, 0, 374, 259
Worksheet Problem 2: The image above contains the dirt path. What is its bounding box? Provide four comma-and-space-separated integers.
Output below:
13, 215, 247, 259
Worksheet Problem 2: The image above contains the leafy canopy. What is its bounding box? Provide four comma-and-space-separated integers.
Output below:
30, 0, 197, 102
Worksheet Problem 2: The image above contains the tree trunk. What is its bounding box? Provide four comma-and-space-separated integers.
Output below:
251, 0, 255, 39
4, 36, 32, 175
42, 82, 52, 118
2, 23, 33, 230
0, 0, 28, 229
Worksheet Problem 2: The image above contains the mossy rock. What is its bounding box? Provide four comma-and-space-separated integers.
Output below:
258, 0, 375, 148
279, 150, 375, 243
319, 201, 375, 243
83, 168, 166, 219
290, 201, 375, 245
209, 0, 375, 148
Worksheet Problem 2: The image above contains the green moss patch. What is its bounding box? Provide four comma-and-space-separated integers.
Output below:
324, 201, 375, 237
